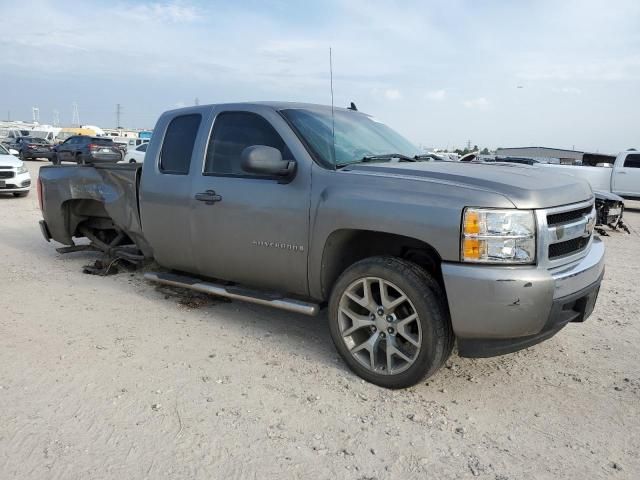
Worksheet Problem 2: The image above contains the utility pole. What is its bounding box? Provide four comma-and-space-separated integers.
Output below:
32, 106, 40, 123
194, 97, 199, 106
116, 103, 122, 129
53, 110, 60, 127
72, 102, 80, 127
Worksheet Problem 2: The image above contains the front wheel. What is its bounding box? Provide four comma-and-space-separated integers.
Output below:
328, 256, 453, 389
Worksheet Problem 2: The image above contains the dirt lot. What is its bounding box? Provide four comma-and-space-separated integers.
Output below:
1, 162, 638, 479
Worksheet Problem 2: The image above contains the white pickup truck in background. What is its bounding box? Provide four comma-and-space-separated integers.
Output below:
537, 150, 640, 199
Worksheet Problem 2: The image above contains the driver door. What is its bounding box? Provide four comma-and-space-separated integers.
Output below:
189, 107, 311, 296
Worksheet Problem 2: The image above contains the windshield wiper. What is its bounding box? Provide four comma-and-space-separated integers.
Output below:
362, 153, 416, 162
336, 153, 416, 169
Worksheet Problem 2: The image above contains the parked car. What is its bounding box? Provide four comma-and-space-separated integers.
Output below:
15, 136, 53, 160
38, 102, 604, 388
127, 138, 150, 149
52, 136, 122, 164
0, 128, 29, 147
121, 142, 148, 163
0, 144, 31, 197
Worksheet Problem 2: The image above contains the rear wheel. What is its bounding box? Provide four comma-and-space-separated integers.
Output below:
50, 153, 60, 165
328, 256, 453, 388
18, 150, 25, 161
75, 153, 84, 165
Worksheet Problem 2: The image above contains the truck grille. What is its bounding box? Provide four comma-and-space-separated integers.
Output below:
541, 201, 595, 265
549, 237, 589, 259
547, 206, 592, 226
0, 171, 15, 179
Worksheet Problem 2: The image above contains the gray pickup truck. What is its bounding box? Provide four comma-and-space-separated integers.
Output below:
38, 102, 605, 388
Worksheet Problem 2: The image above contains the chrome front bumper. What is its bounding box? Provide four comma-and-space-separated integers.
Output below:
441, 237, 605, 356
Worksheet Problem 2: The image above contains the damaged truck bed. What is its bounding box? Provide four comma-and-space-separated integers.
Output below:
38, 163, 151, 262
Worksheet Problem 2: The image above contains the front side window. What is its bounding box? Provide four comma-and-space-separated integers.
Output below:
280, 108, 419, 168
160, 114, 201, 174
623, 154, 640, 168
204, 111, 291, 176
137, 143, 148, 152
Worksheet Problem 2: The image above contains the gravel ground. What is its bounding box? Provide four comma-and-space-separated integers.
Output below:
1, 162, 638, 479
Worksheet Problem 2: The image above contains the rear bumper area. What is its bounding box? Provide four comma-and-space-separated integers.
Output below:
442, 237, 605, 358
39, 220, 52, 242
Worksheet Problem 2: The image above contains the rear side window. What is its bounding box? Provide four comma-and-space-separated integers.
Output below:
94, 138, 114, 145
160, 114, 201, 174
623, 154, 640, 168
204, 111, 290, 176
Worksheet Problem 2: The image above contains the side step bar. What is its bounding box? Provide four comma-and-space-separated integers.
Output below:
144, 272, 320, 316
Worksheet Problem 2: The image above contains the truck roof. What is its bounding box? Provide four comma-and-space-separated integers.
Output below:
163, 101, 356, 115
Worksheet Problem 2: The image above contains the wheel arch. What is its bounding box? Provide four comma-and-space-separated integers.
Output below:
318, 229, 444, 301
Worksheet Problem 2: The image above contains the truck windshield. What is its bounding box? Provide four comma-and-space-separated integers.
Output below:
280, 108, 419, 168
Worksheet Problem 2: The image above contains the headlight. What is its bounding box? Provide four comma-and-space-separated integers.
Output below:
461, 208, 536, 264
17, 165, 28, 174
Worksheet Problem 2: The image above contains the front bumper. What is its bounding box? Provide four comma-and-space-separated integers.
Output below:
441, 237, 605, 357
0, 171, 32, 193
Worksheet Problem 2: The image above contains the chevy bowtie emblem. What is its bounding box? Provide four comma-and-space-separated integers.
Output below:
584, 215, 595, 236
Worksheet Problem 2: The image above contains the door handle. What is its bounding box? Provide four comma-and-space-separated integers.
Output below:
195, 190, 222, 205
617, 171, 627, 174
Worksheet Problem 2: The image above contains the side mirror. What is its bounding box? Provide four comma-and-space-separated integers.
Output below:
241, 145, 296, 178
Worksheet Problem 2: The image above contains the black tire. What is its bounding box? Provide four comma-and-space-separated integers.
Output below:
75, 153, 84, 165
18, 150, 25, 160
13, 191, 29, 197
50, 154, 60, 165
328, 256, 453, 389
129, 158, 136, 164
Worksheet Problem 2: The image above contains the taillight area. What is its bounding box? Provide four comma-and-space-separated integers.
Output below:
88, 143, 97, 150
37, 176, 43, 211
28, 144, 38, 148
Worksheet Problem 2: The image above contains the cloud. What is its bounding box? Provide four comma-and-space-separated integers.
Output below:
426, 89, 446, 101
462, 97, 489, 109
553, 86, 583, 95
126, 1, 202, 24
384, 89, 402, 100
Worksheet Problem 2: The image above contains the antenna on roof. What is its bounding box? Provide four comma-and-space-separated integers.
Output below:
330, 47, 336, 170
348, 102, 357, 111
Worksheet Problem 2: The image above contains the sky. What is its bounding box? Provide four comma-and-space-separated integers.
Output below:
1, 0, 639, 152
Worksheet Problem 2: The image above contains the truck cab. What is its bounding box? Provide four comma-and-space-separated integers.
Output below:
611, 150, 640, 199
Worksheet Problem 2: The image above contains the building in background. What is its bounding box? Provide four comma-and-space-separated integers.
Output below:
496, 146, 616, 166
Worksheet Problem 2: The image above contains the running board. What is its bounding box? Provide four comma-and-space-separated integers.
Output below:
144, 272, 320, 316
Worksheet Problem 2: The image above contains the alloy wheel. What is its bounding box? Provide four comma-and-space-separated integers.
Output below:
338, 277, 422, 375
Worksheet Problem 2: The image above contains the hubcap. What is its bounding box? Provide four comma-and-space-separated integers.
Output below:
338, 277, 422, 375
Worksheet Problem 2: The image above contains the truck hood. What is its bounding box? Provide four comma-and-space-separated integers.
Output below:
344, 161, 593, 209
